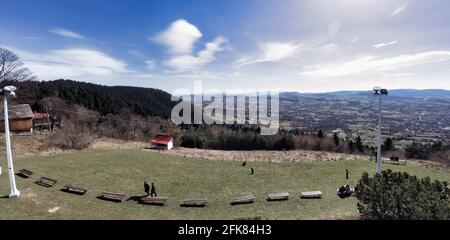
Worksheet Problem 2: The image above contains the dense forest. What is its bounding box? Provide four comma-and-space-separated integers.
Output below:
0, 79, 177, 118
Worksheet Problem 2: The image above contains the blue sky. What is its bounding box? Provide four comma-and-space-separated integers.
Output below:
1, 0, 450, 93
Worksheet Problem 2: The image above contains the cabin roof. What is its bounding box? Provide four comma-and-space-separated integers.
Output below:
150, 135, 173, 145
0, 104, 34, 120
32, 112, 50, 120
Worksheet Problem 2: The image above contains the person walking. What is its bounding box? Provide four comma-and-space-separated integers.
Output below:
144, 181, 150, 196
150, 182, 157, 197
345, 169, 349, 180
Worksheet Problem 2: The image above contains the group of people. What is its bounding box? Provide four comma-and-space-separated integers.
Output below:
144, 181, 157, 197
242, 161, 255, 175
338, 184, 353, 198
339, 169, 353, 198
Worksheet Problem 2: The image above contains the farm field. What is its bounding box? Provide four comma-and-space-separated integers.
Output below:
1, 148, 449, 220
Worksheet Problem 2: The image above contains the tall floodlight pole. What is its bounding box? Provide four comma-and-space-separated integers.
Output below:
373, 87, 388, 175
2, 86, 20, 197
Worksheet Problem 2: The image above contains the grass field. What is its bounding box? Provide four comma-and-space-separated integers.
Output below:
0, 149, 449, 220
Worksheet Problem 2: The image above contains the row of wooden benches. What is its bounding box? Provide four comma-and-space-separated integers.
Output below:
18, 169, 323, 207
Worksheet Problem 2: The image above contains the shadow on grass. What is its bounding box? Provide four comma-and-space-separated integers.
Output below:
266, 199, 289, 202
230, 201, 255, 206
180, 204, 207, 208
96, 196, 123, 203
15, 173, 31, 179
126, 195, 147, 203
60, 188, 87, 196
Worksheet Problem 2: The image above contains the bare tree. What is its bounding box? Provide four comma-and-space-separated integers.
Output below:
0, 47, 36, 81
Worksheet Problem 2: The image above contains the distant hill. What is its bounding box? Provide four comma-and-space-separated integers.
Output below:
281, 89, 450, 99
0, 80, 177, 118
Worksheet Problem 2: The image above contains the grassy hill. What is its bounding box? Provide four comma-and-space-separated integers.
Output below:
1, 149, 448, 220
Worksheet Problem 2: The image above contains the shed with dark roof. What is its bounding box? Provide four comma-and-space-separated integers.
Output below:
0, 104, 34, 135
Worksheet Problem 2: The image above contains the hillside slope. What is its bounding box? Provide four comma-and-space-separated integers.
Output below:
1, 80, 177, 118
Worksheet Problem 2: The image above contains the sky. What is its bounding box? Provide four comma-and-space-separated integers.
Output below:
1, 0, 450, 93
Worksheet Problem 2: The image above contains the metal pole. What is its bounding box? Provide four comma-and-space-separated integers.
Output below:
376, 94, 382, 174
4, 95, 20, 197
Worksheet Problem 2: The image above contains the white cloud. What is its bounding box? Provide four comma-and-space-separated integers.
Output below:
153, 19, 202, 55
5, 46, 129, 80
300, 51, 450, 77
328, 20, 341, 35
238, 41, 303, 67
164, 37, 228, 71
390, 3, 409, 17
373, 40, 398, 49
153, 19, 228, 72
127, 49, 145, 58
49, 27, 85, 40
144, 60, 156, 70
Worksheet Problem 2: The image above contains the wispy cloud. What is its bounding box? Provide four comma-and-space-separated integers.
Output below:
153, 19, 228, 72
164, 36, 228, 71
300, 51, 450, 77
237, 41, 303, 67
127, 49, 146, 58
373, 40, 398, 49
24, 36, 42, 40
4, 46, 129, 80
49, 27, 86, 40
144, 60, 156, 70
390, 2, 409, 17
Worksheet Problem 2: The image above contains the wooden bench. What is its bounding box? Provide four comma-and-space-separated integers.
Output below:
18, 169, 33, 178
180, 198, 209, 207
100, 191, 126, 202
140, 196, 168, 206
35, 176, 58, 187
231, 195, 256, 205
300, 191, 322, 199
267, 192, 290, 201
62, 184, 89, 195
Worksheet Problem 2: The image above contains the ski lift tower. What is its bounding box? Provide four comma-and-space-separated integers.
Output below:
373, 87, 388, 175
1, 85, 20, 197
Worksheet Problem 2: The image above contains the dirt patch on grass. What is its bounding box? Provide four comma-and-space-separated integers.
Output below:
21, 188, 41, 205
89, 138, 148, 150
155, 147, 371, 163
48, 206, 61, 213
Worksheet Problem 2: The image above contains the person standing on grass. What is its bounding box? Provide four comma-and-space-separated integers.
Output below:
150, 182, 157, 197
345, 169, 349, 180
144, 181, 150, 196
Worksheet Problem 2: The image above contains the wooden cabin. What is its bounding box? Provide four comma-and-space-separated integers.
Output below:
0, 104, 34, 135
150, 135, 174, 150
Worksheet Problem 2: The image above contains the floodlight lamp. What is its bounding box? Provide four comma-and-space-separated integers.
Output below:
3, 86, 17, 98
373, 86, 381, 95
4, 86, 17, 92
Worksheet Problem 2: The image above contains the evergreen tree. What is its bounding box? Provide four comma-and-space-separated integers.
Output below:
405, 141, 430, 159
382, 137, 394, 151
317, 129, 324, 138
355, 136, 364, 152
348, 140, 355, 153
333, 132, 340, 146
355, 170, 450, 220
